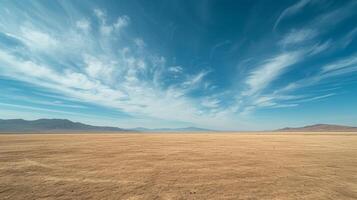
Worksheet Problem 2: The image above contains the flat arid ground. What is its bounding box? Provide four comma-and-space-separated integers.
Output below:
1, 133, 357, 200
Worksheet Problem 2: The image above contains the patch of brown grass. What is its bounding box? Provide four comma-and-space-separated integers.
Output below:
1, 133, 357, 199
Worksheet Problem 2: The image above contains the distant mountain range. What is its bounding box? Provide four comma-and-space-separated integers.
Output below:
0, 119, 126, 133
0, 119, 213, 133
277, 124, 357, 132
1, 119, 356, 133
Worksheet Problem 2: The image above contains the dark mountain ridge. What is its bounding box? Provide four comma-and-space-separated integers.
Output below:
277, 124, 357, 132
1, 119, 356, 133
0, 119, 126, 133
0, 119, 213, 133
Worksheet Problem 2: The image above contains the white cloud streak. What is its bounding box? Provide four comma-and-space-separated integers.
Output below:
244, 51, 301, 96
322, 54, 357, 73
0, 1, 355, 129
76, 19, 91, 32
279, 29, 317, 46
268, 53, 357, 108
274, 0, 313, 30
243, 1, 357, 114
0, 5, 240, 129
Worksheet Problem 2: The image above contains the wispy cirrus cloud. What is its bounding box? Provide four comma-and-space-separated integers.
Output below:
76, 19, 91, 32
322, 54, 357, 73
279, 29, 317, 46
273, 0, 314, 30
243, 51, 301, 96
0, 3, 238, 129
265, 52, 357, 109
341, 27, 357, 48
0, 1, 356, 130
231, 1, 357, 117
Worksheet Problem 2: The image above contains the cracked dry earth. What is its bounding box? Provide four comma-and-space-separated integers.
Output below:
0, 133, 357, 200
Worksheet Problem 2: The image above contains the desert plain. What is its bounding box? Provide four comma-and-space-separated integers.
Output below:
0, 133, 357, 200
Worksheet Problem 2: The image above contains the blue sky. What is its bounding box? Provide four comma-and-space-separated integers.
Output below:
0, 0, 356, 130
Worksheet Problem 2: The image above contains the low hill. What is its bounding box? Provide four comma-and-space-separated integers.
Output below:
0, 119, 213, 133
0, 119, 126, 133
132, 126, 214, 132
277, 124, 357, 132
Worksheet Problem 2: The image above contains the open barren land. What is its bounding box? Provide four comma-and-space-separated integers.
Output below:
1, 133, 357, 200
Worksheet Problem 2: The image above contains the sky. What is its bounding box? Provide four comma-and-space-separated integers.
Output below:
0, 0, 356, 130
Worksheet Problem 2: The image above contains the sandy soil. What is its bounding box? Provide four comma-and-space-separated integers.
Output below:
0, 133, 357, 200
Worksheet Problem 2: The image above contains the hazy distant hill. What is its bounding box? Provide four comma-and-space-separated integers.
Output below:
0, 119, 126, 133
3, 119, 355, 133
277, 124, 357, 132
0, 119, 213, 133
132, 126, 214, 132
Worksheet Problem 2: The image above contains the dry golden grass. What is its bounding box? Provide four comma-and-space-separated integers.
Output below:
1, 133, 357, 199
